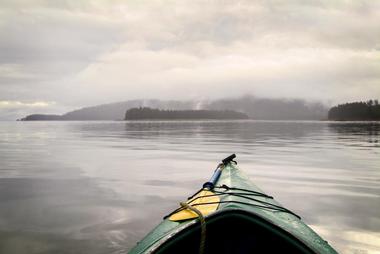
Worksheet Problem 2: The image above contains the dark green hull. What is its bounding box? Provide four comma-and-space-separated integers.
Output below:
129, 163, 337, 254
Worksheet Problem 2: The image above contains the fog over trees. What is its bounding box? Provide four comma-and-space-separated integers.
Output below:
19, 96, 329, 121
206, 96, 327, 120
124, 108, 248, 120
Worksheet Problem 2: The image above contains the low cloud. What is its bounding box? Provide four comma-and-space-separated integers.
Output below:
0, 100, 67, 120
0, 100, 55, 108
0, 0, 379, 119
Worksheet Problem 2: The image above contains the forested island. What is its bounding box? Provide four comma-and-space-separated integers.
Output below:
19, 99, 380, 121
124, 107, 249, 120
328, 100, 380, 121
18, 96, 327, 121
19, 114, 62, 121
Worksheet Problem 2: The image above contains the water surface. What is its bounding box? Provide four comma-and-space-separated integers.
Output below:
0, 121, 379, 254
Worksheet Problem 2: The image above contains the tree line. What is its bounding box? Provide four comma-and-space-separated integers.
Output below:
125, 107, 249, 120
328, 100, 380, 121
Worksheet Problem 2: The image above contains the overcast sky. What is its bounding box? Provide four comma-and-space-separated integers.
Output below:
0, 0, 379, 119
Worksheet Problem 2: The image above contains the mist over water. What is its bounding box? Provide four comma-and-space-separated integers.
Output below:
0, 121, 379, 254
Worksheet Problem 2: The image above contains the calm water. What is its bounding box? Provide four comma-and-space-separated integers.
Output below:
0, 121, 379, 254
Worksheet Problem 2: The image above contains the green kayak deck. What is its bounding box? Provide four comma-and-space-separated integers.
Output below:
129, 161, 337, 254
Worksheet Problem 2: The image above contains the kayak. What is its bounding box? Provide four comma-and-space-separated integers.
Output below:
129, 154, 337, 254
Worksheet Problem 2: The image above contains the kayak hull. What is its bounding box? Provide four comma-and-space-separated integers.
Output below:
129, 163, 337, 254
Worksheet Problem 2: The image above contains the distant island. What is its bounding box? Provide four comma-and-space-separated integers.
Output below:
18, 96, 328, 121
328, 100, 380, 121
125, 107, 249, 120
19, 114, 63, 121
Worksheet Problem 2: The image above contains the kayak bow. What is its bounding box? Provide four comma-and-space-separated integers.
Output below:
129, 155, 337, 254
168, 154, 236, 222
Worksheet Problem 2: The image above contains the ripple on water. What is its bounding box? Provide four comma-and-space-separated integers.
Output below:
0, 121, 379, 254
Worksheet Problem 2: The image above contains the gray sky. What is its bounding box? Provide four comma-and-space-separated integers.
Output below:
0, 0, 379, 119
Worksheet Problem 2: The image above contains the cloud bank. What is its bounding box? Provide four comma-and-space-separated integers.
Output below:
0, 0, 379, 119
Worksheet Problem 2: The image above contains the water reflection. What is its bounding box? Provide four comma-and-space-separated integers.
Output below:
122, 120, 326, 139
328, 122, 380, 136
0, 121, 379, 254
328, 122, 380, 148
